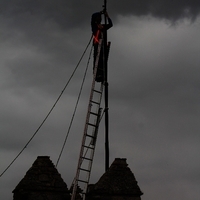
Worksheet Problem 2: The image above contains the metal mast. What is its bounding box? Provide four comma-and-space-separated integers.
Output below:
103, 0, 109, 172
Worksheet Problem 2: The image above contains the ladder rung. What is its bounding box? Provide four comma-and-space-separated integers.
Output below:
83, 145, 94, 150
79, 168, 90, 172
81, 156, 93, 161
78, 179, 88, 184
91, 100, 100, 105
87, 123, 97, 128
90, 111, 99, 116
93, 89, 102, 94
85, 134, 95, 138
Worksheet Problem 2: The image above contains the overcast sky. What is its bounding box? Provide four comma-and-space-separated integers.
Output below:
0, 1, 200, 200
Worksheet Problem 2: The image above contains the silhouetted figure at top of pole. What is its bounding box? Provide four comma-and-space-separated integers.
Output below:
91, 10, 113, 82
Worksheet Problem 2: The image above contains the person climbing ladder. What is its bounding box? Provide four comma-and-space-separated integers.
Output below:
91, 10, 113, 82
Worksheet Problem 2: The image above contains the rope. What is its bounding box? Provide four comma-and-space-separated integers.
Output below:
56, 44, 93, 167
0, 35, 93, 178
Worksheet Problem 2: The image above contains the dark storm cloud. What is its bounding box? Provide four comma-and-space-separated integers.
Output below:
1, 0, 200, 32
1, 1, 200, 200
109, 0, 200, 21
0, 0, 92, 94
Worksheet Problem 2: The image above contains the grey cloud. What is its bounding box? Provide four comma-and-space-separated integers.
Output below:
1, 1, 200, 200
109, 0, 200, 21
1, 0, 200, 32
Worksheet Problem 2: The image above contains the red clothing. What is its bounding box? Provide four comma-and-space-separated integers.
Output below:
92, 17, 113, 44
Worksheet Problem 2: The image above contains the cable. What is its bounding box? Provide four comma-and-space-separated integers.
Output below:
56, 44, 93, 167
0, 35, 93, 178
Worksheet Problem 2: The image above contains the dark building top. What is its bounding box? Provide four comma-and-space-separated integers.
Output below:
12, 156, 143, 200
87, 158, 143, 198
13, 156, 70, 200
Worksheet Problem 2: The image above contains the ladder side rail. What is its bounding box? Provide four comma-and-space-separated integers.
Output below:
81, 86, 103, 200
71, 39, 103, 200
81, 107, 103, 200
86, 107, 102, 176
80, 43, 105, 199
81, 83, 104, 199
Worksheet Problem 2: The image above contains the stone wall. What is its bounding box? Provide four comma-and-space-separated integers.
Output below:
13, 157, 143, 200
13, 156, 71, 200
86, 158, 143, 200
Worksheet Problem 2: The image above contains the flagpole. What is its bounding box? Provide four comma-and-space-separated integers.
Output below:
103, 0, 109, 172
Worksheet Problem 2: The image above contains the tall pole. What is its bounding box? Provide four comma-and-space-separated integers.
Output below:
103, 0, 109, 172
